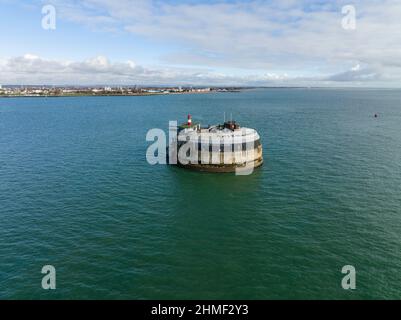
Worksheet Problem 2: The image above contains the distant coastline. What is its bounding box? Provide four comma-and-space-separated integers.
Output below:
0, 86, 243, 98
1, 86, 399, 98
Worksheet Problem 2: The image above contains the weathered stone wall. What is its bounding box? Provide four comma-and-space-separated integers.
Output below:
178, 145, 263, 166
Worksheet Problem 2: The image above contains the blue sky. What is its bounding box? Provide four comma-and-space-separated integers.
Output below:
1, 0, 400, 86
0, 1, 167, 62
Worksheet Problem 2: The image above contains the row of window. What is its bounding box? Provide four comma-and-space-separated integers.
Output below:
178, 139, 261, 152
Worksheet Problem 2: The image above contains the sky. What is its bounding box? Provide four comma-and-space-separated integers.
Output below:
0, 0, 401, 87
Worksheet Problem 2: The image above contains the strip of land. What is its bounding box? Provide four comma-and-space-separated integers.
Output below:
0, 86, 242, 97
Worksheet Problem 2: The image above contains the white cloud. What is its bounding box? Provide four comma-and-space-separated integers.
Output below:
23, 54, 41, 60
0, 53, 395, 86
0, 54, 294, 85
5, 0, 401, 86
326, 66, 380, 82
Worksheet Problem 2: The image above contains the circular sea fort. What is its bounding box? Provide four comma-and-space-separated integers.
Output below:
172, 115, 263, 172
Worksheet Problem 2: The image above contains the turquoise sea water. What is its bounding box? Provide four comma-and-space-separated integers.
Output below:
1, 88, 401, 299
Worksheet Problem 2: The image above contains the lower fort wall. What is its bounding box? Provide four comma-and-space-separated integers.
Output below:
178, 145, 263, 166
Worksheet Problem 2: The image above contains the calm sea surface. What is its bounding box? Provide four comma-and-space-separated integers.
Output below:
1, 89, 401, 299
